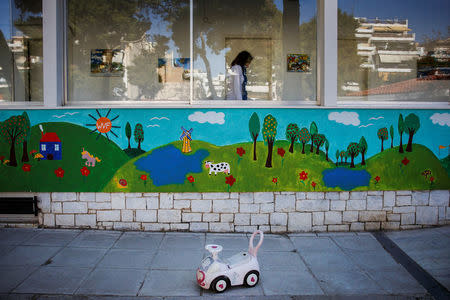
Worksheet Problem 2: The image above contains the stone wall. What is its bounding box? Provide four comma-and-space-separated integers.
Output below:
3, 191, 449, 232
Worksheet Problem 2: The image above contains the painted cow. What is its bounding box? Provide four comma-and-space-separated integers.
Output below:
205, 161, 231, 175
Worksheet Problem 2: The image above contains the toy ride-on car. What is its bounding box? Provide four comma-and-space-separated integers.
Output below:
196, 230, 264, 293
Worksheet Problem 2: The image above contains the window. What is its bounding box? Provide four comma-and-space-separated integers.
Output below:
0, 0, 43, 102
54, 144, 59, 151
338, 0, 450, 102
41, 144, 46, 151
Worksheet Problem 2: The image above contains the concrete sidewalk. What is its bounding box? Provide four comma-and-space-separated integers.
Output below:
0, 227, 448, 299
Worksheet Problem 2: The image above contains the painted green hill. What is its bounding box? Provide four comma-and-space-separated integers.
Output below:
0, 122, 129, 192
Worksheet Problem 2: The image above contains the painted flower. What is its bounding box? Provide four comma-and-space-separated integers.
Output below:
119, 179, 128, 186
375, 176, 380, 183
34, 153, 43, 160
277, 147, 286, 158
225, 175, 236, 187
187, 175, 195, 183
54, 167, 65, 178
430, 176, 435, 183
401, 157, 410, 166
140, 174, 148, 181
311, 181, 317, 190
22, 163, 31, 172
80, 166, 90, 177
272, 177, 278, 184
236, 147, 246, 157
0, 155, 4, 163
3, 160, 10, 165
299, 171, 308, 181
29, 149, 37, 155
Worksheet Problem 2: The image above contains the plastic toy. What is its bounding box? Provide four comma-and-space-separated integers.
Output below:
196, 230, 264, 293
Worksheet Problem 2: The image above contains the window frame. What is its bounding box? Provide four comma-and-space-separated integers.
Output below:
0, 0, 447, 109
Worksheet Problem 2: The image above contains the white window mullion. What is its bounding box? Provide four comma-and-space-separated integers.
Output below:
43, 0, 65, 107
317, 0, 337, 106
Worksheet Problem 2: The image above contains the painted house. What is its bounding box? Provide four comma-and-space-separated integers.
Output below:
0, 0, 448, 233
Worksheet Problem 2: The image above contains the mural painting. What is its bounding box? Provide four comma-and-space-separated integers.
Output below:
0, 109, 449, 193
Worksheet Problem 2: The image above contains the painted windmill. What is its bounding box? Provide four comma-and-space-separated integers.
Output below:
180, 127, 193, 153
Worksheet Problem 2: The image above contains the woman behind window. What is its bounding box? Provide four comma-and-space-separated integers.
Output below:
226, 51, 253, 100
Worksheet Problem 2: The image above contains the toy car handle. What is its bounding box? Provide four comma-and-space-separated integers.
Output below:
248, 230, 264, 257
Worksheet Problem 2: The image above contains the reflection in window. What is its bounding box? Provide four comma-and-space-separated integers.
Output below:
338, 0, 449, 101
0, 0, 43, 102
191, 0, 317, 101
68, 0, 189, 102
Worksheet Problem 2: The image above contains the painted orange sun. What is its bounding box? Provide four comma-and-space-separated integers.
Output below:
86, 109, 120, 140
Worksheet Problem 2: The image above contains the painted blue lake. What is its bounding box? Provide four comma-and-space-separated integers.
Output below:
322, 168, 371, 190
135, 145, 209, 186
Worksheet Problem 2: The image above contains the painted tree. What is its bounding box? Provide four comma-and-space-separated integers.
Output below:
347, 142, 360, 168
324, 138, 330, 161
309, 121, 318, 153
134, 123, 144, 150
359, 136, 368, 166
249, 112, 260, 161
344, 151, 349, 163
398, 113, 405, 153
21, 112, 31, 162
285, 123, 300, 153
314, 134, 326, 155
404, 113, 420, 152
262, 114, 277, 168
377, 127, 388, 152
125, 122, 132, 149
0, 115, 27, 166
389, 125, 394, 149
340, 150, 346, 164
335, 150, 340, 166
298, 127, 310, 154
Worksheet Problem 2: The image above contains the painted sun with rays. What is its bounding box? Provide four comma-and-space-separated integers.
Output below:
86, 109, 120, 140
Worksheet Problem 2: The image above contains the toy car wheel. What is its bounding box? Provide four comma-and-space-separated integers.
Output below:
244, 270, 259, 287
211, 276, 229, 293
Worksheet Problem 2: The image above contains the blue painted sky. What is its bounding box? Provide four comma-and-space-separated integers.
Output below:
1, 109, 449, 164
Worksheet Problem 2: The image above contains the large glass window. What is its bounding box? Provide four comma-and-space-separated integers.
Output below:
192, 0, 317, 101
67, 0, 189, 102
0, 0, 43, 102
338, 0, 449, 102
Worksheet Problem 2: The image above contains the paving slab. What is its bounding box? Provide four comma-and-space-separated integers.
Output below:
255, 234, 295, 252
112, 232, 163, 250
0, 245, 15, 256
13, 266, 91, 294
97, 249, 155, 269
160, 233, 205, 250
151, 249, 203, 270
205, 233, 248, 251
139, 270, 200, 296
0, 245, 61, 266
24, 230, 81, 247
67, 230, 122, 248
0, 266, 39, 293
258, 251, 309, 272
49, 247, 108, 267
0, 228, 41, 245
367, 266, 427, 294
261, 270, 324, 296
299, 249, 360, 272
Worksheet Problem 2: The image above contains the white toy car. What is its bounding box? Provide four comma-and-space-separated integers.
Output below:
196, 230, 264, 293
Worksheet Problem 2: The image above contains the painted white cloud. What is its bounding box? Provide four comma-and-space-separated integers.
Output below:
53, 112, 79, 119
359, 123, 374, 128
328, 111, 360, 126
430, 113, 450, 127
369, 116, 384, 120
188, 111, 225, 125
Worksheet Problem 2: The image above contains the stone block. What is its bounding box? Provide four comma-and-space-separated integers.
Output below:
235, 214, 250, 225
251, 214, 269, 225
324, 211, 342, 225
63, 202, 87, 214
239, 193, 254, 203
114, 222, 141, 230
121, 210, 133, 222
254, 193, 274, 204
240, 203, 259, 213
143, 193, 158, 197
146, 197, 159, 210
270, 213, 287, 226
387, 213, 401, 222
401, 213, 415, 225
439, 207, 446, 221
173, 193, 201, 200
446, 207, 450, 220
275, 194, 296, 212
396, 190, 412, 196
359, 211, 386, 222
203, 213, 219, 222
339, 192, 350, 200
235, 225, 258, 233
136, 210, 157, 222
210, 223, 233, 232
174, 200, 190, 209
330, 200, 346, 211
400, 225, 422, 230
288, 212, 312, 232
88, 202, 111, 210
143, 223, 170, 231
350, 222, 365, 231
325, 192, 340, 200
125, 193, 142, 197
221, 214, 234, 223
368, 191, 383, 196
111, 195, 125, 209
159, 193, 173, 209
56, 214, 74, 226
190, 222, 208, 232
429, 190, 449, 207
383, 191, 396, 207
51, 202, 62, 213
260, 203, 274, 213
350, 191, 367, 200
312, 212, 324, 226
126, 197, 146, 210
416, 206, 438, 225
312, 225, 327, 232
343, 211, 358, 223
182, 213, 202, 222
191, 200, 211, 212
365, 222, 381, 231
170, 223, 189, 231
295, 192, 306, 200
52, 192, 77, 202
396, 195, 412, 206
393, 206, 415, 214
79, 193, 96, 202
367, 196, 383, 210
75, 214, 96, 227
328, 225, 349, 232
306, 192, 325, 200
98, 210, 121, 222
95, 193, 111, 202
412, 191, 429, 206
346, 200, 366, 211
203, 193, 230, 200
213, 200, 239, 213
43, 214, 55, 227
38, 193, 51, 213
382, 222, 400, 230
270, 226, 287, 233
296, 200, 329, 212
259, 225, 270, 233
158, 210, 181, 223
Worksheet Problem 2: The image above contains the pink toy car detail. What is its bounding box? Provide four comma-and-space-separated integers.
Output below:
196, 230, 264, 293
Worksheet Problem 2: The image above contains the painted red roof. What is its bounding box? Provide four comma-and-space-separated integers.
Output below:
40, 132, 61, 142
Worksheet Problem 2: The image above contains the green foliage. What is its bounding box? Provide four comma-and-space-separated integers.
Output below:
134, 123, 144, 143
262, 114, 277, 143
335, 150, 340, 161
249, 112, 260, 140
404, 113, 420, 134
125, 122, 132, 139
347, 142, 360, 157
0, 115, 27, 145
398, 114, 404, 134
389, 125, 394, 140
325, 139, 329, 150
309, 121, 318, 136
286, 123, 300, 141
314, 134, 325, 148
359, 136, 368, 154
298, 127, 310, 144
21, 112, 31, 141
377, 127, 388, 141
